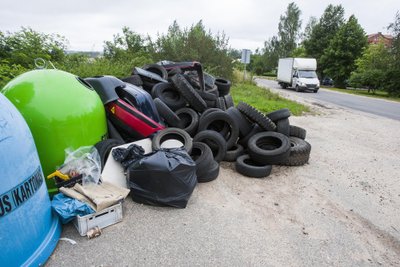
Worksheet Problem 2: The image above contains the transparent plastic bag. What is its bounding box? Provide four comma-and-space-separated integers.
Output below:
61, 146, 101, 186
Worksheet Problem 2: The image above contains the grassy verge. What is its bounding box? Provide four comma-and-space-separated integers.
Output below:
323, 87, 400, 102
230, 82, 309, 116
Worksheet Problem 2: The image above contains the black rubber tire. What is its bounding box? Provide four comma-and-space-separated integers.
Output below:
279, 137, 311, 166
198, 160, 220, 183
175, 107, 199, 136
276, 118, 290, 137
235, 154, 272, 178
94, 139, 125, 170
295, 85, 300, 92
198, 110, 239, 149
207, 85, 219, 97
199, 108, 221, 122
152, 127, 193, 153
267, 108, 291, 122
121, 75, 143, 87
190, 142, 219, 183
289, 125, 307, 140
193, 130, 227, 163
216, 97, 226, 110
198, 90, 217, 101
215, 78, 231, 96
224, 143, 244, 162
205, 99, 217, 108
237, 101, 276, 131
238, 124, 263, 148
247, 132, 291, 165
154, 98, 182, 128
171, 74, 207, 112
142, 64, 168, 80
226, 107, 253, 138
224, 94, 234, 108
151, 82, 186, 111
167, 67, 183, 77
313, 89, 319, 93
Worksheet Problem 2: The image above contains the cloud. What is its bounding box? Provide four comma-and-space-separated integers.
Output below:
0, 0, 398, 52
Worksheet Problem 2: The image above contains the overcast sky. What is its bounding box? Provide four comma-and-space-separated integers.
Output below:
0, 0, 398, 52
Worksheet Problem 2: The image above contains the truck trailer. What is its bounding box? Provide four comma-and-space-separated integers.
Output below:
277, 58, 320, 93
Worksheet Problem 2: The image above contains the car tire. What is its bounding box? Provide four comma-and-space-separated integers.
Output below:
289, 125, 306, 140
279, 137, 311, 166
193, 130, 227, 163
152, 127, 193, 153
247, 132, 291, 164
171, 74, 207, 112
224, 94, 234, 108
235, 154, 272, 178
224, 143, 244, 162
215, 78, 231, 96
142, 64, 168, 80
95, 139, 125, 170
154, 98, 182, 128
151, 82, 186, 111
175, 107, 199, 136
238, 124, 263, 148
237, 101, 276, 131
267, 108, 291, 122
276, 118, 290, 137
226, 107, 253, 138
198, 110, 239, 149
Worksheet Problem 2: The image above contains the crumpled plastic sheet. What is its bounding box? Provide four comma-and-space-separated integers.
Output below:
112, 144, 145, 170
51, 193, 94, 224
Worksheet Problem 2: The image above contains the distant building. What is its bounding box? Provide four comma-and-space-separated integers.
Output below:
367, 32, 393, 47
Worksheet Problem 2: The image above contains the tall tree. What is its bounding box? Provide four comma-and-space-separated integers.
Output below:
349, 41, 391, 92
384, 11, 400, 96
277, 2, 302, 57
303, 4, 345, 76
321, 15, 367, 88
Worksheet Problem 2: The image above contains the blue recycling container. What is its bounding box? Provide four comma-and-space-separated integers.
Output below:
0, 93, 61, 266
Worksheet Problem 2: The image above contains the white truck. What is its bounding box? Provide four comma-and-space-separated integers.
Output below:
277, 58, 320, 93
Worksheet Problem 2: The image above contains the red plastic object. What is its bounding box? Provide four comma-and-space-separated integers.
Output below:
106, 99, 164, 139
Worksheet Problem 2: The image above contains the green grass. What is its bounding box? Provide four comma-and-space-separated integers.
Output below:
230, 83, 309, 116
323, 87, 400, 102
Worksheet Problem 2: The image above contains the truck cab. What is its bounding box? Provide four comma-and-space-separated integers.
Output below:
292, 69, 320, 92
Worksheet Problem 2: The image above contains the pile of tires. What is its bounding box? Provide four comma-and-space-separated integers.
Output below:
117, 61, 311, 181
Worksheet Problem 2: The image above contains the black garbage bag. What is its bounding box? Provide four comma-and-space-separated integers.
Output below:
112, 144, 145, 170
127, 147, 197, 208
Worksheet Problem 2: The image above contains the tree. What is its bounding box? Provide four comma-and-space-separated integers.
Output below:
349, 41, 391, 92
302, 16, 317, 41
303, 5, 345, 76
0, 28, 67, 87
321, 15, 367, 88
103, 26, 150, 61
384, 11, 400, 96
149, 20, 233, 79
277, 2, 302, 57
0, 27, 67, 69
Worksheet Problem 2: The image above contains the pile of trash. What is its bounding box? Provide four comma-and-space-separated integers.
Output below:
1, 59, 311, 238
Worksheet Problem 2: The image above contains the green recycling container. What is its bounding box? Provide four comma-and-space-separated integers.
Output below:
1, 69, 107, 195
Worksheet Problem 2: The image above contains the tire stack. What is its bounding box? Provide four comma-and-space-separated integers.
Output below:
121, 61, 311, 182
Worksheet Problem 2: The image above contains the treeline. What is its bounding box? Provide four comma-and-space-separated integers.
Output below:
250, 4, 400, 95
0, 21, 234, 88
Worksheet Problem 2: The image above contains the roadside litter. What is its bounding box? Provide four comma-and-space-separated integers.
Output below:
1, 59, 312, 241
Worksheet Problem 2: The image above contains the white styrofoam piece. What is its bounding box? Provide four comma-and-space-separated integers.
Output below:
101, 138, 152, 188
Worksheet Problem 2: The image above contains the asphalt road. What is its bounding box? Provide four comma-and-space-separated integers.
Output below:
256, 78, 400, 121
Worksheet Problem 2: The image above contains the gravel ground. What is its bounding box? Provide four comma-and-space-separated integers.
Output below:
46, 88, 400, 267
